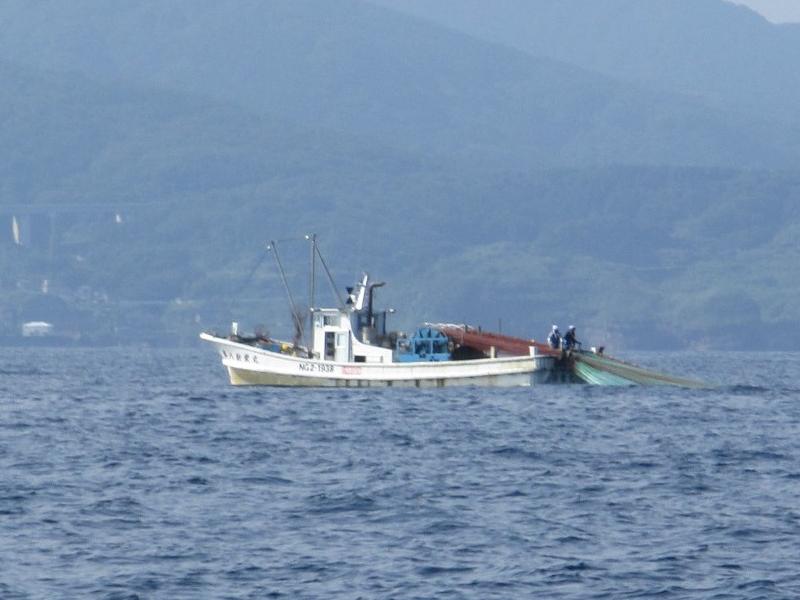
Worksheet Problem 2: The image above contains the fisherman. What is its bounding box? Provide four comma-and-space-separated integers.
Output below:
548, 325, 561, 349
562, 325, 580, 351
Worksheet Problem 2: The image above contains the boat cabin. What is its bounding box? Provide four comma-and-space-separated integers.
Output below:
310, 307, 392, 364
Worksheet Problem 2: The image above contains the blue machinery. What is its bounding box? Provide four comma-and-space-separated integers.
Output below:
396, 327, 452, 362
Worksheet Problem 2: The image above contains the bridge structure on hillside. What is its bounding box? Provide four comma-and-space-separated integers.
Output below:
0, 202, 161, 249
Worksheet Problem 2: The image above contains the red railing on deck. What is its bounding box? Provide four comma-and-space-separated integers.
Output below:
435, 325, 560, 357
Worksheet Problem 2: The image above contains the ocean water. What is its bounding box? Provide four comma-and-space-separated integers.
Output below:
1, 348, 799, 599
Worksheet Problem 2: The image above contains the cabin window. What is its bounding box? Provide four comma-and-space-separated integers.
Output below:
354, 355, 366, 363
323, 315, 338, 326
324, 332, 336, 360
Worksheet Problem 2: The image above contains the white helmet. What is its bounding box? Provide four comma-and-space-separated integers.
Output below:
568, 325, 576, 331
552, 324, 559, 331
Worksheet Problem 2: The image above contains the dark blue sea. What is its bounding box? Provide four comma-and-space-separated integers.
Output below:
1, 348, 799, 599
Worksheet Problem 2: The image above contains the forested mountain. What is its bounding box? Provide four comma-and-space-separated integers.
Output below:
373, 0, 800, 124
0, 1, 797, 349
1, 0, 799, 169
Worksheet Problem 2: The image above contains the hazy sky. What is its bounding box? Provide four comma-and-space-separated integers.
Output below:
730, 0, 800, 22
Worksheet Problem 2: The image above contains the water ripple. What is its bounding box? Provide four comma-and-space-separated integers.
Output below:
0, 348, 799, 598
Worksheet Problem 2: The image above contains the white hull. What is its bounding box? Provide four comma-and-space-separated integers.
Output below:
200, 333, 558, 387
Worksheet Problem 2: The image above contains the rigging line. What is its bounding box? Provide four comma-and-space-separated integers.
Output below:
233, 248, 269, 296
315, 242, 347, 310
269, 235, 311, 245
268, 240, 308, 349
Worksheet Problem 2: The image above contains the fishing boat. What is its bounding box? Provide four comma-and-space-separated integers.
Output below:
200, 273, 570, 387
200, 237, 706, 388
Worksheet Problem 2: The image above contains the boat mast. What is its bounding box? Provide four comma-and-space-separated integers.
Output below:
306, 233, 316, 310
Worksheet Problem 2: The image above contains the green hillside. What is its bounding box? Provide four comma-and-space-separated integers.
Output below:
0, 2, 797, 349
